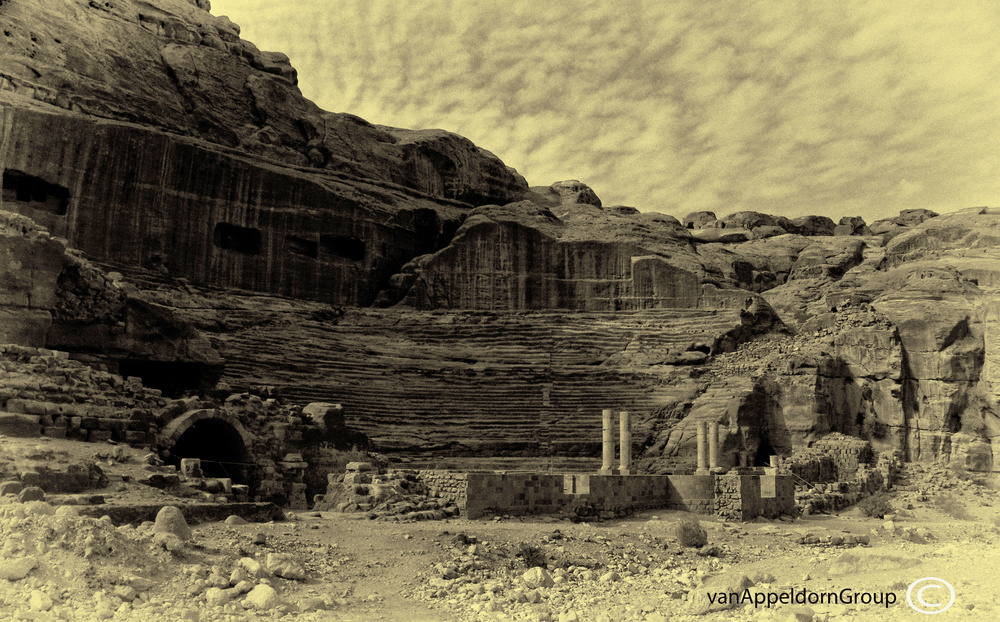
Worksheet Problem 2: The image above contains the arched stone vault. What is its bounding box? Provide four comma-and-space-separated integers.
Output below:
159, 408, 255, 450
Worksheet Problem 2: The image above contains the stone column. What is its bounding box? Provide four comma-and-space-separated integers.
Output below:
696, 421, 708, 473
708, 422, 720, 469
600, 409, 614, 475
769, 455, 779, 468
619, 411, 631, 475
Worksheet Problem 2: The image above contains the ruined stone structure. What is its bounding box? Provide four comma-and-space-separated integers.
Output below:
416, 468, 793, 521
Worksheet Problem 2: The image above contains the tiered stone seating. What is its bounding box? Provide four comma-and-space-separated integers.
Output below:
213, 307, 753, 453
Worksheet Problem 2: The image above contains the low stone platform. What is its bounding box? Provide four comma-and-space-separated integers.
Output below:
77, 502, 286, 525
418, 469, 795, 521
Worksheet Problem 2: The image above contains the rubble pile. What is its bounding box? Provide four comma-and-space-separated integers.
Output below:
0, 500, 320, 620
315, 462, 459, 520
0, 344, 165, 446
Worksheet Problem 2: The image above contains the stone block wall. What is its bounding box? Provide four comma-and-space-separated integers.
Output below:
462, 472, 568, 519
664, 474, 715, 514
813, 433, 874, 478
416, 470, 759, 520
715, 470, 796, 521
0, 344, 163, 447
419, 470, 470, 509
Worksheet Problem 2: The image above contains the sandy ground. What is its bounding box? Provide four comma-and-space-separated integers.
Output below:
1, 436, 998, 621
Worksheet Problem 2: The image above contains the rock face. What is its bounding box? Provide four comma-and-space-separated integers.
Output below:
0, 0, 528, 306
0, 211, 220, 391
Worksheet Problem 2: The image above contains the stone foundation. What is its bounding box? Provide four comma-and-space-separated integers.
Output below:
417, 469, 792, 521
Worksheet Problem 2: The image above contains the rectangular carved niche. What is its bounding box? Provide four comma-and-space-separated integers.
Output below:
319, 234, 365, 261
213, 223, 262, 255
1, 170, 69, 216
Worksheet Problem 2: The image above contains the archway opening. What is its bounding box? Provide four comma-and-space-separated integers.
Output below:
166, 418, 254, 486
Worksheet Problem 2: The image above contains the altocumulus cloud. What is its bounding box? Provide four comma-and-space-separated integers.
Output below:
212, 0, 999, 221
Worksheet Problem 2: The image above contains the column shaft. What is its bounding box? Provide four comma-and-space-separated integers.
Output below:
619, 411, 631, 475
600, 409, 614, 474
696, 421, 708, 472
708, 422, 720, 469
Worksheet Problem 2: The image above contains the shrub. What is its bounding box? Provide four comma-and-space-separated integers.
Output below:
675, 518, 708, 548
857, 493, 894, 518
517, 543, 547, 569
934, 492, 973, 521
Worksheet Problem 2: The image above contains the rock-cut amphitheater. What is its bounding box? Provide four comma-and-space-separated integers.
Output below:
1, 0, 999, 520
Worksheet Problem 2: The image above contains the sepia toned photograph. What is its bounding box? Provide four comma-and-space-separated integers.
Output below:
0, 0, 998, 620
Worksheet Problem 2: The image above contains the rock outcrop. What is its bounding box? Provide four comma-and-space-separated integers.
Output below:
0, 210, 221, 394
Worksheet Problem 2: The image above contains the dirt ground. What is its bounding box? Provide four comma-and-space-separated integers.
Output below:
1, 436, 998, 622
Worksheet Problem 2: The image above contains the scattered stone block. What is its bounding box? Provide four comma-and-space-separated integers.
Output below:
266, 553, 306, 580
180, 459, 203, 479
522, 567, 554, 589
0, 480, 24, 496
18, 486, 45, 503
243, 584, 280, 610
29, 589, 53, 611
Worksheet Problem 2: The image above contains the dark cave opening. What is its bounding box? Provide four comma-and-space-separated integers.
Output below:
116, 359, 209, 398
1, 169, 70, 215
753, 436, 777, 466
166, 418, 254, 486
319, 234, 366, 261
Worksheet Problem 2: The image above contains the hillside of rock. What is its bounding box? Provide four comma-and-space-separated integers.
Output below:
1, 0, 998, 478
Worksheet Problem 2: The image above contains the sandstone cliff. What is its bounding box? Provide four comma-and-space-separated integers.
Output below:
0, 0, 528, 307
1, 0, 997, 475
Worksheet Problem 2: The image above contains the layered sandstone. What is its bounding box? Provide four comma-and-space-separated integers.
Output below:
1, 0, 998, 476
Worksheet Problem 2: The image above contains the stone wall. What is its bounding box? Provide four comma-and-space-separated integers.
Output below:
813, 434, 874, 477
714, 470, 796, 521
795, 465, 886, 515
0, 212, 66, 347
0, 344, 164, 446
417, 470, 783, 520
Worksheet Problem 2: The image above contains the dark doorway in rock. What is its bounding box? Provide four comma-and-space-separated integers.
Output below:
117, 359, 208, 398
166, 418, 253, 486
753, 436, 777, 466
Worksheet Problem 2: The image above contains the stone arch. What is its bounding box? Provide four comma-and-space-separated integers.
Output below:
159, 409, 256, 484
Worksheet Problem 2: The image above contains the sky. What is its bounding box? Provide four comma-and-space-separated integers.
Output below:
210, 0, 1000, 222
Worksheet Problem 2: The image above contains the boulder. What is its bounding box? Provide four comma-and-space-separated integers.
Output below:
682, 211, 718, 229
302, 403, 345, 431
786, 215, 836, 236
522, 567, 554, 589
152, 506, 192, 541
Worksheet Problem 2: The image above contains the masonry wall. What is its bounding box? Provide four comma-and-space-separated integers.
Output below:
715, 470, 796, 520
417, 470, 719, 519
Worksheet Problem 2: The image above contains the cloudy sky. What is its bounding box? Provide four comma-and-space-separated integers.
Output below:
211, 0, 999, 221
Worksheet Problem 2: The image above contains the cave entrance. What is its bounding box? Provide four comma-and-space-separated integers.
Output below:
753, 436, 777, 467
166, 417, 254, 486
117, 359, 211, 398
